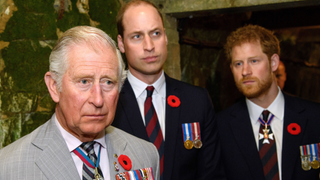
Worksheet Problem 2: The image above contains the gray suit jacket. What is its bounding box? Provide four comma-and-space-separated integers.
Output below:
0, 114, 160, 180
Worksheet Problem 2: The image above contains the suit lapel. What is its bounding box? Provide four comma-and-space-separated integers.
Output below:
119, 79, 149, 140
281, 94, 307, 180
229, 100, 265, 179
163, 75, 181, 180
105, 126, 143, 179
33, 116, 78, 180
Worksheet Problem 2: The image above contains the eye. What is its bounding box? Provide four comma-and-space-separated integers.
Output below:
252, 60, 257, 63
133, 34, 140, 39
234, 62, 242, 66
81, 79, 88, 84
153, 31, 160, 36
105, 80, 112, 85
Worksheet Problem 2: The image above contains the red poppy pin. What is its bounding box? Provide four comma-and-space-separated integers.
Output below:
167, 95, 181, 107
118, 154, 132, 171
287, 123, 301, 135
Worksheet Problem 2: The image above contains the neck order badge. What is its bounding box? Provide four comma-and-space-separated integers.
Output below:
73, 143, 104, 180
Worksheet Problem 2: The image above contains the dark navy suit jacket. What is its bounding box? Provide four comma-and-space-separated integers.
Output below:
112, 74, 225, 180
217, 93, 320, 180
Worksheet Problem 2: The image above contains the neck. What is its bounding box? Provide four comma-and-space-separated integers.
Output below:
129, 68, 162, 85
248, 81, 279, 109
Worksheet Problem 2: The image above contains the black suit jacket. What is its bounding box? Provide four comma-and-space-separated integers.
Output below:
217, 93, 320, 180
112, 74, 224, 180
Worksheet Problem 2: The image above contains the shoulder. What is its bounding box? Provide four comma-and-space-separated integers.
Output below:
0, 122, 47, 167
166, 75, 205, 93
217, 98, 246, 117
284, 93, 320, 111
106, 126, 158, 154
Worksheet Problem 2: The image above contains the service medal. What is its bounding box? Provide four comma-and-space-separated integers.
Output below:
302, 158, 311, 171
94, 168, 104, 180
311, 159, 320, 169
184, 139, 193, 149
193, 138, 202, 149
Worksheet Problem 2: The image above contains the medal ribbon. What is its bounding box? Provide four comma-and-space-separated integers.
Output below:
182, 123, 193, 141
306, 144, 312, 160
258, 114, 275, 126
73, 143, 102, 169
300, 145, 306, 156
310, 144, 319, 161
192, 122, 201, 140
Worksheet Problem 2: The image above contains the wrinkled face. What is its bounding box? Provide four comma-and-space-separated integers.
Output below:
56, 42, 119, 140
230, 42, 274, 99
118, 3, 167, 80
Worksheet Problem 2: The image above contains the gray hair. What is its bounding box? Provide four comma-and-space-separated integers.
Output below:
49, 26, 127, 92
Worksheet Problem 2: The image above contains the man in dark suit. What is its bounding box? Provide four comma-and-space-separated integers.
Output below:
218, 24, 320, 180
112, 0, 224, 180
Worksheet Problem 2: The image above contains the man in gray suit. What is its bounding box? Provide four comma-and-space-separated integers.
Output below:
0, 26, 159, 180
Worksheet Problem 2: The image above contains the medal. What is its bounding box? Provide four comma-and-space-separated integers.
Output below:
300, 145, 312, 171
193, 137, 202, 149
114, 162, 120, 171
73, 143, 104, 179
182, 122, 202, 149
311, 160, 320, 169
94, 167, 104, 180
308, 144, 320, 169
184, 137, 193, 149
302, 155, 312, 171
258, 114, 275, 144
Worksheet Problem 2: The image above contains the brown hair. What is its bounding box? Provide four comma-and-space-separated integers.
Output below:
116, 0, 163, 38
224, 24, 280, 63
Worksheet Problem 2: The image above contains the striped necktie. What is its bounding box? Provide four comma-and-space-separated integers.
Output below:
259, 110, 279, 180
144, 86, 165, 180
80, 141, 104, 180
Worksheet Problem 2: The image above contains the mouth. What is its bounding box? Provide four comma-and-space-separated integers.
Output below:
242, 79, 255, 85
84, 114, 106, 120
143, 56, 158, 62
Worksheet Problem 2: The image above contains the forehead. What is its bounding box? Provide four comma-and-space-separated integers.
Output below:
122, 4, 163, 32
231, 41, 264, 57
66, 42, 119, 74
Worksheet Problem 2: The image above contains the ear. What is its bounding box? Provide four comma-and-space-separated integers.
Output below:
270, 54, 280, 72
44, 72, 60, 103
117, 35, 125, 53
164, 28, 168, 45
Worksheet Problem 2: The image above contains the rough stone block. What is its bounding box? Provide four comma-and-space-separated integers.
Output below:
21, 111, 52, 137
0, 92, 37, 113
88, 0, 120, 40
56, 0, 90, 32
37, 93, 56, 112
0, 113, 22, 148
1, 40, 50, 92
0, 11, 57, 41
13, 0, 55, 14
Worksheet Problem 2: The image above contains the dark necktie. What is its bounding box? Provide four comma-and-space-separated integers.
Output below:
80, 141, 104, 180
144, 86, 165, 180
259, 110, 279, 180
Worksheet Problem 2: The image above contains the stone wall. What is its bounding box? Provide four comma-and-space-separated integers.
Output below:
0, 0, 120, 148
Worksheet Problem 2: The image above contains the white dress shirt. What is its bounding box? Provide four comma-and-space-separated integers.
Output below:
55, 115, 110, 180
127, 70, 166, 140
246, 87, 284, 180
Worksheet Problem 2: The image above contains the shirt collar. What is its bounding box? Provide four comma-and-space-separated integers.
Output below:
127, 70, 166, 99
246, 86, 285, 124
54, 114, 106, 152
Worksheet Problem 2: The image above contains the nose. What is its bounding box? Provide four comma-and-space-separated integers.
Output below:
89, 83, 103, 108
143, 35, 154, 52
242, 62, 252, 77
